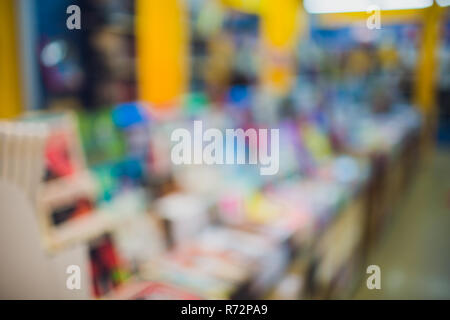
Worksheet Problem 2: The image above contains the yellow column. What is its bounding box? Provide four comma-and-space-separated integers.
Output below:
260, 0, 303, 95
0, 0, 22, 119
414, 4, 444, 114
136, 0, 188, 110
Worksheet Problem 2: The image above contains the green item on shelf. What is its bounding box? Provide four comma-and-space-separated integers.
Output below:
92, 163, 119, 202
77, 108, 127, 166
183, 92, 209, 116
112, 268, 130, 284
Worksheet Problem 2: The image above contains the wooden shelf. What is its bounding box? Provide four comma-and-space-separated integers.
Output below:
45, 189, 147, 252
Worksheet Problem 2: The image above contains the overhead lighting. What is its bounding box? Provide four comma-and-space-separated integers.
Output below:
304, 0, 433, 14
436, 0, 450, 7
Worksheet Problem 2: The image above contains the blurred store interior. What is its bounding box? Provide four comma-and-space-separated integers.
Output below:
0, 0, 449, 299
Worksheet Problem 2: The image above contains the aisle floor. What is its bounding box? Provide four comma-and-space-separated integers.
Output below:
354, 148, 450, 299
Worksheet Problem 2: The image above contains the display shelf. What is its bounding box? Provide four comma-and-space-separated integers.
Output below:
46, 210, 118, 251
41, 171, 97, 205
44, 189, 147, 252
